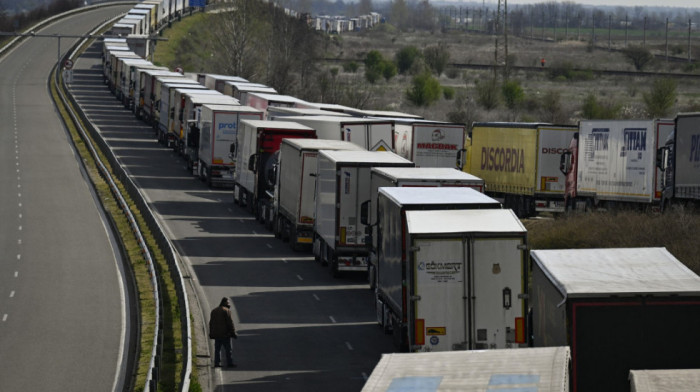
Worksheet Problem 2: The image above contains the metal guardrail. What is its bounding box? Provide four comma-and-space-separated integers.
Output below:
49, 10, 192, 392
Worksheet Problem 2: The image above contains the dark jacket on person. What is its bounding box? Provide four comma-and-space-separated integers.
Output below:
209, 299, 236, 339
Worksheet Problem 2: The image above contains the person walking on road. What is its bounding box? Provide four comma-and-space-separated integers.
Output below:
209, 297, 238, 368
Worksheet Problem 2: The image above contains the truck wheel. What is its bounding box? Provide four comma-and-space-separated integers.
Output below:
273, 216, 282, 239
206, 167, 213, 187
290, 226, 301, 252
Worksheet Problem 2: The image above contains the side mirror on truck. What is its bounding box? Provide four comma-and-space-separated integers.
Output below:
229, 143, 237, 159
360, 200, 371, 226
248, 154, 258, 173
559, 151, 572, 175
456, 148, 467, 170
656, 147, 669, 171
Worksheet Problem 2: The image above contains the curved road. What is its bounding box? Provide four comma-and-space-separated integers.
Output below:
0, 5, 133, 391
70, 30, 395, 392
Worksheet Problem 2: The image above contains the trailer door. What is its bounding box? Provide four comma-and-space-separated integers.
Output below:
411, 237, 467, 352
470, 237, 525, 350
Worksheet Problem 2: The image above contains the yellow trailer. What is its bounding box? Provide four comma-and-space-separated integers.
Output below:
465, 122, 577, 217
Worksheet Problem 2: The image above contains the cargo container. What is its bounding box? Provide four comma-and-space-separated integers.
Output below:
387, 118, 466, 168
373, 206, 526, 352
193, 104, 263, 186
467, 122, 578, 217
561, 119, 674, 210
106, 51, 140, 94
271, 139, 364, 250
133, 3, 158, 31
313, 150, 413, 276
199, 74, 248, 93
135, 69, 181, 119
362, 347, 570, 392
160, 88, 219, 146
531, 247, 700, 392
244, 92, 309, 118
223, 81, 276, 101
365, 169, 486, 288
233, 120, 316, 220
658, 113, 700, 210
119, 60, 165, 109
267, 106, 351, 119
276, 115, 395, 153
630, 369, 700, 392
176, 93, 239, 156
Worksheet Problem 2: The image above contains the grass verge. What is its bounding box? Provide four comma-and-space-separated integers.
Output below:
524, 207, 700, 274
50, 67, 192, 391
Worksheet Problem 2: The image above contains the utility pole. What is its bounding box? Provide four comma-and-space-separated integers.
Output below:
493, 0, 508, 82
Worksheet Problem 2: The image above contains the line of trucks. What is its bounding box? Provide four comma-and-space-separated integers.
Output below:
101, 10, 700, 390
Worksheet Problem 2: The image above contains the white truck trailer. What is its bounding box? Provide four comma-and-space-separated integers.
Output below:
176, 93, 238, 156
271, 139, 364, 250
193, 104, 263, 186
277, 115, 396, 153
530, 247, 700, 392
366, 168, 485, 288
658, 113, 700, 210
376, 208, 528, 352
161, 88, 219, 146
386, 118, 467, 168
630, 369, 700, 392
134, 69, 181, 119
362, 347, 570, 392
153, 79, 203, 133
562, 119, 674, 209
313, 150, 413, 276
234, 120, 317, 220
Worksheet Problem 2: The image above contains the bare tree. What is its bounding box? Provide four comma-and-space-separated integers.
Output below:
211, 0, 265, 80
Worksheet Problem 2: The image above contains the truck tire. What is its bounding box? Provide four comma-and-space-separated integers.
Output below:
273, 216, 282, 239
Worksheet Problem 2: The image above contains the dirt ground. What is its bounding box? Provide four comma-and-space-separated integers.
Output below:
326, 27, 700, 124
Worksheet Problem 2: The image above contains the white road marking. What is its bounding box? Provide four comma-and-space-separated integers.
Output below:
14, 271, 18, 278
329, 316, 336, 323
296, 275, 303, 281
266, 243, 272, 249
2, 314, 7, 322
312, 294, 320, 301
10, 291, 15, 298
16, 255, 20, 261
345, 341, 354, 351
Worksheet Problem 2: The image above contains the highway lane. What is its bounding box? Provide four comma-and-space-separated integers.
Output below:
70, 40, 395, 391
0, 5, 133, 391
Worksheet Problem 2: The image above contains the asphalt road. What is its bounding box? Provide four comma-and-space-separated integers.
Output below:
70, 39, 396, 392
0, 4, 134, 392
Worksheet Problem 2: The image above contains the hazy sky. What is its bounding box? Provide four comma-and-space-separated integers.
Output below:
505, 0, 699, 9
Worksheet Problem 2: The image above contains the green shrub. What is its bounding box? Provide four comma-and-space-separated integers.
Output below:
443, 86, 455, 100
582, 93, 622, 119
476, 79, 500, 111
395, 46, 421, 74
501, 80, 525, 109
406, 71, 442, 106
343, 61, 359, 73
643, 78, 677, 118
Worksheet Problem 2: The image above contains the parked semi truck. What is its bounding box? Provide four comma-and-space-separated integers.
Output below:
270, 139, 364, 250
362, 347, 570, 392
233, 120, 316, 219
276, 115, 395, 153
387, 118, 467, 168
365, 168, 486, 288
531, 247, 700, 392
374, 208, 528, 352
175, 92, 238, 156
658, 113, 700, 210
313, 150, 413, 276
560, 119, 674, 210
466, 122, 578, 217
193, 104, 263, 186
